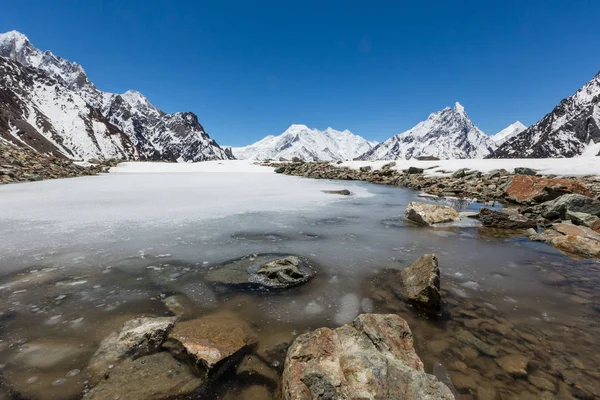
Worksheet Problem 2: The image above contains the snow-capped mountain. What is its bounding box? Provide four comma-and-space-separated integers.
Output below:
492, 121, 527, 146
359, 102, 496, 160
490, 71, 600, 158
232, 124, 378, 161
0, 30, 233, 161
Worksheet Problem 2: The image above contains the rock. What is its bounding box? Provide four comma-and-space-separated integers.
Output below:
566, 211, 599, 227
281, 314, 454, 400
87, 316, 176, 378
395, 254, 442, 310
359, 166, 372, 172
454, 330, 497, 357
528, 374, 556, 391
205, 254, 316, 290
274, 166, 286, 174
514, 167, 537, 176
415, 155, 440, 161
223, 385, 273, 400
322, 189, 351, 195
407, 166, 424, 174
553, 223, 600, 241
83, 352, 201, 400
236, 354, 279, 387
545, 234, 600, 259
164, 311, 257, 379
506, 176, 593, 204
593, 219, 600, 233
255, 331, 296, 368
496, 354, 529, 377
162, 294, 195, 318
382, 161, 396, 169
478, 207, 537, 229
405, 202, 460, 226
452, 168, 469, 178
541, 193, 600, 220
291, 157, 303, 163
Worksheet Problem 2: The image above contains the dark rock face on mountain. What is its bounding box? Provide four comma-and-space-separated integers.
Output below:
0, 30, 233, 162
489, 71, 600, 158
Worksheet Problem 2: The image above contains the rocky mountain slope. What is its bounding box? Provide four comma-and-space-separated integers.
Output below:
492, 121, 527, 146
0, 30, 233, 161
232, 124, 377, 161
489, 71, 600, 158
359, 102, 495, 160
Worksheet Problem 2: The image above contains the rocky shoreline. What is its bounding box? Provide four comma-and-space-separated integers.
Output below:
0, 140, 114, 184
271, 161, 600, 259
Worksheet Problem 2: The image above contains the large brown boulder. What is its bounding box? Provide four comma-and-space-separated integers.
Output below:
505, 175, 593, 204
281, 314, 454, 400
163, 311, 257, 378
395, 254, 442, 310
405, 202, 460, 226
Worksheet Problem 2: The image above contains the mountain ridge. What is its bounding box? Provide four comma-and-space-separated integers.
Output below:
0, 30, 233, 162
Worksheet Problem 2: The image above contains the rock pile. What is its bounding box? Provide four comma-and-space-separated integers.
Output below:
0, 139, 110, 184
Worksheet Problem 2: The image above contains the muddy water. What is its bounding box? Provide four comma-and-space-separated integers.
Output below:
0, 179, 599, 399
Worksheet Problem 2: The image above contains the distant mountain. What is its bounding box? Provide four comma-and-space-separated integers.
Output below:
0, 30, 233, 161
492, 121, 527, 146
232, 124, 377, 161
489, 71, 600, 158
359, 102, 495, 160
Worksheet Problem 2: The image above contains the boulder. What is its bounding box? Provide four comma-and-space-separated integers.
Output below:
359, 166, 372, 172
593, 219, 600, 233
405, 202, 460, 226
322, 189, 351, 196
505, 176, 593, 204
452, 168, 469, 178
567, 211, 599, 227
87, 317, 176, 379
281, 314, 454, 400
478, 207, 537, 229
395, 254, 442, 310
407, 166, 424, 174
541, 193, 600, 220
164, 311, 257, 379
274, 166, 286, 174
83, 352, 201, 400
545, 234, 600, 259
514, 167, 537, 176
553, 223, 600, 241
205, 254, 316, 290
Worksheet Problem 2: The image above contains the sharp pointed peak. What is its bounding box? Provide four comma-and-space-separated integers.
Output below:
0, 30, 30, 42
453, 101, 466, 115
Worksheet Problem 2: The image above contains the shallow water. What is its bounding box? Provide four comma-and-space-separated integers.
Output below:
0, 173, 599, 399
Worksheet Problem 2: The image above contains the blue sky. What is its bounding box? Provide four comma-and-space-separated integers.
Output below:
2, 0, 600, 146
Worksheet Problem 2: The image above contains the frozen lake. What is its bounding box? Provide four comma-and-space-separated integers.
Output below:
0, 163, 598, 399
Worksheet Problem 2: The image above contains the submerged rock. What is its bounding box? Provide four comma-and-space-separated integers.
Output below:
496, 354, 529, 377
281, 314, 454, 400
164, 311, 257, 379
478, 207, 537, 229
453, 330, 497, 357
83, 352, 201, 400
87, 316, 176, 379
322, 189, 351, 195
205, 254, 316, 290
395, 254, 442, 310
10, 338, 93, 371
405, 202, 460, 226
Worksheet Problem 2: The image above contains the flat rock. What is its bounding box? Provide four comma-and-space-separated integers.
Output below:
205, 254, 316, 290
83, 352, 201, 400
592, 218, 600, 233
496, 354, 529, 377
164, 311, 257, 378
479, 207, 537, 229
546, 234, 600, 259
281, 314, 454, 400
322, 189, 351, 195
396, 254, 442, 310
87, 316, 176, 379
405, 202, 460, 226
506, 176, 593, 204
454, 330, 497, 357
553, 223, 600, 241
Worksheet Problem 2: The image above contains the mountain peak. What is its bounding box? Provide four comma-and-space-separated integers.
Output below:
0, 30, 30, 44
454, 101, 466, 117
121, 90, 153, 109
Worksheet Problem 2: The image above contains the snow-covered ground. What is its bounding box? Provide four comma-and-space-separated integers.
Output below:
110, 160, 275, 174
338, 157, 600, 177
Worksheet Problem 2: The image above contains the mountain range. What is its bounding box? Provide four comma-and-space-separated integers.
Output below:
0, 30, 233, 162
1, 29, 598, 163
231, 125, 377, 161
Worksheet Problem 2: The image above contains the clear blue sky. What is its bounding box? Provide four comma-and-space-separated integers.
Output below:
2, 0, 599, 146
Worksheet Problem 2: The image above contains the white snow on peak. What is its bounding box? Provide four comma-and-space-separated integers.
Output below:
360, 103, 496, 160
232, 125, 378, 161
454, 102, 466, 117
492, 121, 527, 145
121, 90, 154, 109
